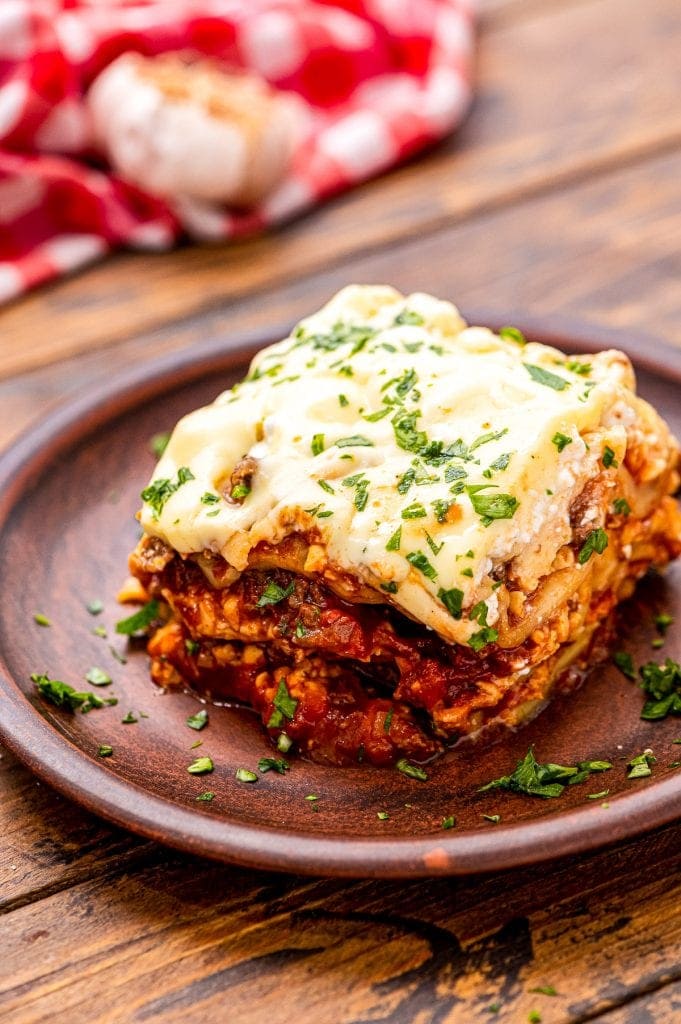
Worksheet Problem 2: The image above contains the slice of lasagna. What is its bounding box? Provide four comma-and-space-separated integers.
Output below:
128, 286, 681, 766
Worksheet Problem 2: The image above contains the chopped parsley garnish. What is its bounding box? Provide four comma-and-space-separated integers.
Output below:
338, 394, 349, 407
602, 445, 618, 468
577, 528, 608, 564
141, 466, 195, 518
528, 1012, 542, 1024
185, 638, 200, 656
353, 479, 369, 511
469, 427, 508, 452
654, 612, 674, 635
32, 673, 118, 714
257, 580, 294, 608
612, 497, 631, 516
401, 502, 427, 519
305, 322, 376, 353
425, 531, 444, 556
638, 658, 681, 719
627, 750, 655, 779
33, 613, 51, 627
230, 482, 250, 501
187, 756, 214, 775
406, 550, 438, 580
613, 650, 636, 680
85, 667, 112, 687
318, 480, 335, 494
396, 759, 428, 781
115, 599, 160, 636
436, 589, 462, 618
431, 499, 454, 523
529, 986, 557, 997
121, 711, 138, 724
149, 431, 171, 458
461, 567, 474, 578
499, 326, 526, 346
524, 364, 569, 391
441, 815, 456, 830
551, 432, 572, 453
468, 627, 498, 652
186, 708, 209, 730
311, 433, 325, 456
258, 757, 289, 775
196, 792, 215, 802
445, 465, 468, 483
267, 678, 298, 728
469, 600, 489, 626
98, 745, 114, 758
86, 599, 104, 615
335, 435, 373, 448
479, 748, 612, 799
466, 486, 519, 526
482, 814, 501, 824
380, 581, 398, 594
377, 811, 390, 820
277, 732, 293, 753
565, 360, 592, 376
394, 309, 425, 326
485, 452, 512, 476
235, 767, 257, 783
200, 492, 220, 505
588, 789, 610, 800
384, 708, 394, 733
386, 526, 402, 552
363, 406, 391, 422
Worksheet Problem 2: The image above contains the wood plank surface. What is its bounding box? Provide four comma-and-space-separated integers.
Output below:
1, 146, 679, 453
0, 820, 680, 1023
1, 0, 679, 378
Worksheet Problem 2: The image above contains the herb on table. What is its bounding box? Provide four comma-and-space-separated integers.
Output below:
258, 757, 289, 775
257, 580, 295, 608
149, 431, 171, 458
267, 678, 298, 729
141, 466, 195, 518
479, 747, 612, 799
627, 750, 656, 779
115, 599, 160, 636
98, 745, 114, 758
441, 815, 456, 830
613, 650, 636, 680
482, 814, 501, 824
499, 326, 526, 346
33, 613, 51, 627
186, 708, 209, 731
196, 792, 215, 802
32, 673, 118, 714
121, 711, 138, 724
638, 658, 681, 719
577, 528, 608, 564
85, 667, 112, 687
109, 646, 127, 665
235, 767, 257, 783
551, 432, 572, 453
588, 790, 610, 800
188, 756, 214, 775
92, 626, 107, 638
86, 599, 104, 615
396, 759, 428, 781
377, 811, 390, 821
524, 364, 570, 391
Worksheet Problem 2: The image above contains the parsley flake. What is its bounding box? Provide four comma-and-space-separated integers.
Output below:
186, 708, 209, 731
141, 466, 195, 518
524, 364, 569, 391
577, 528, 608, 564
257, 580, 295, 608
396, 759, 428, 781
115, 599, 160, 636
406, 550, 438, 580
551, 432, 572, 453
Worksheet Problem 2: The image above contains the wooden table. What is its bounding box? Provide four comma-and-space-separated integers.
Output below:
2, 2, 680, 1021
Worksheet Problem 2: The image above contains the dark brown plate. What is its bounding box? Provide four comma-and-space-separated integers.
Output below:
0, 324, 680, 878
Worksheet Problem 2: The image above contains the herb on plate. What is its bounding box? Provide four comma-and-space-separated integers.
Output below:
479, 747, 612, 799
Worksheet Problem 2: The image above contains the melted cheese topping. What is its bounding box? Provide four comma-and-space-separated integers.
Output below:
139, 285, 656, 645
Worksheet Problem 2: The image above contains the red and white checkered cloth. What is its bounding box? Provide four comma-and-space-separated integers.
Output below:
0, 0, 476, 304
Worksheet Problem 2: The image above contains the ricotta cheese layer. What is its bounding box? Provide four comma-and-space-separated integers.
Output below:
139, 285, 654, 645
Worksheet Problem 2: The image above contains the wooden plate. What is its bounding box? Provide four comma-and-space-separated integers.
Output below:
0, 324, 680, 878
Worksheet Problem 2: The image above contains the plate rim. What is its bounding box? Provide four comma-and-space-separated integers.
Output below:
1, 316, 680, 878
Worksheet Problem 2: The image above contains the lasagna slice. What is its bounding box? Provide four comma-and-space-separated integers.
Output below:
128, 286, 681, 766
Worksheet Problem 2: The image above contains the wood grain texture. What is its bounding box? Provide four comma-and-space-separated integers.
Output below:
0, 821, 679, 1024
0, 0, 679, 378
1, 146, 679, 453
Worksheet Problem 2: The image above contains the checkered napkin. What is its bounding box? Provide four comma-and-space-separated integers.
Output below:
0, 0, 476, 304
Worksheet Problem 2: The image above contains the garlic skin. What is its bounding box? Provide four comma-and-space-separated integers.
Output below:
87, 52, 304, 208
